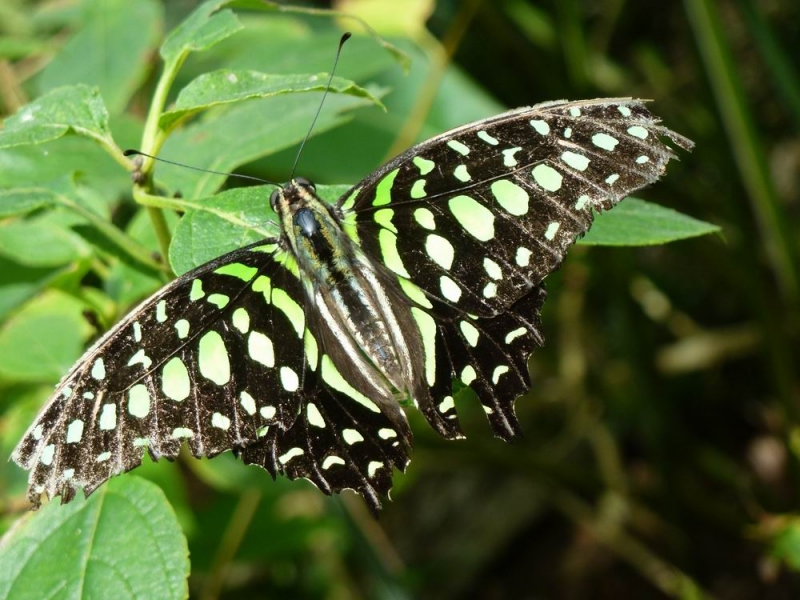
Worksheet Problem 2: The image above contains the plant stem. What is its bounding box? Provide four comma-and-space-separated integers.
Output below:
684, 0, 800, 303
384, 0, 484, 159
135, 47, 191, 262
201, 490, 262, 600
56, 194, 167, 274
549, 485, 719, 600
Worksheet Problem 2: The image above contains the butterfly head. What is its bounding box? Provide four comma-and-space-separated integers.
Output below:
270, 177, 317, 212
271, 177, 346, 264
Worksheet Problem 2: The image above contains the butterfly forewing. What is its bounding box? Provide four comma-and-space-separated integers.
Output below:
341, 99, 693, 317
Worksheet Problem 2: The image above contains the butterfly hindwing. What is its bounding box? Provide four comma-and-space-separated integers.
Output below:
341, 99, 693, 317
397, 276, 547, 441
241, 384, 410, 513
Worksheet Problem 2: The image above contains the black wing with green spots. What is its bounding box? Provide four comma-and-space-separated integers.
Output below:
12, 98, 692, 512
341, 99, 692, 316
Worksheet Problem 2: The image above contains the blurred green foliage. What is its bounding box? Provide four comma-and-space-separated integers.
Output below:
0, 0, 798, 599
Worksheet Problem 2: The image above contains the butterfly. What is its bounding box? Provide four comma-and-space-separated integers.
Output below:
12, 98, 692, 513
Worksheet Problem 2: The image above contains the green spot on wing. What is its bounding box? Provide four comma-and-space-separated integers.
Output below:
530, 119, 550, 135
413, 208, 435, 230
459, 321, 479, 347
214, 262, 258, 281
339, 187, 360, 212
207, 293, 229, 309
172, 428, 193, 439
561, 151, 590, 171
425, 234, 455, 270
98, 404, 117, 431
320, 355, 380, 413
162, 357, 190, 401
198, 330, 230, 385
592, 132, 619, 150
271, 287, 304, 338
454, 165, 471, 182
232, 308, 250, 333
531, 164, 563, 192
374, 208, 397, 233
247, 331, 274, 367
448, 195, 495, 241
627, 126, 648, 139
251, 243, 279, 253
175, 319, 190, 339
372, 168, 399, 207
156, 301, 167, 323
378, 229, 410, 277
304, 329, 319, 371
189, 279, 204, 301
66, 420, 84, 443
252, 275, 271, 301
398, 277, 433, 309
447, 140, 470, 155
128, 385, 151, 418
502, 147, 522, 167
413, 156, 434, 175
491, 180, 529, 216
411, 307, 437, 386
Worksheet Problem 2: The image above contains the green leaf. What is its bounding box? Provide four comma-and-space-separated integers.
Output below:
0, 290, 94, 384
0, 476, 189, 600
35, 0, 163, 114
189, 19, 397, 82
105, 209, 177, 308
168, 186, 275, 275
770, 517, 800, 571
257, 0, 411, 71
168, 184, 346, 275
160, 70, 384, 131
0, 182, 163, 276
259, 39, 504, 184
0, 257, 86, 322
579, 198, 721, 246
158, 91, 376, 198
61, 185, 167, 276
160, 0, 242, 66
0, 85, 113, 150
0, 221, 91, 268
134, 458, 196, 536
0, 189, 57, 217
0, 36, 50, 60
0, 135, 133, 201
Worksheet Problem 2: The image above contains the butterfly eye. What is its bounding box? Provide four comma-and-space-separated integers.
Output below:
294, 177, 316, 191
269, 188, 281, 210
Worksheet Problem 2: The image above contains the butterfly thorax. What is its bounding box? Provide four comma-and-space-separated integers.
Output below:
274, 181, 422, 433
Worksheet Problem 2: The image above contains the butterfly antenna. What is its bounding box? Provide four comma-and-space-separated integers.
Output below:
124, 150, 278, 187
290, 31, 352, 180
